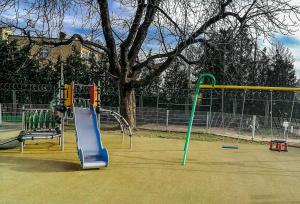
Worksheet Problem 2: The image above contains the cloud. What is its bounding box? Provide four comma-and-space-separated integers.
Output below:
287, 46, 300, 78
268, 1, 300, 77
280, 34, 300, 78
294, 61, 300, 76
259, 32, 300, 78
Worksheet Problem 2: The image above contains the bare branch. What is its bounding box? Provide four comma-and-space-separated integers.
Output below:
121, 0, 146, 49
97, 0, 120, 75
128, 0, 161, 65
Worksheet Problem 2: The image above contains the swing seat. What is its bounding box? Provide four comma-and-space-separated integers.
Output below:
222, 145, 239, 149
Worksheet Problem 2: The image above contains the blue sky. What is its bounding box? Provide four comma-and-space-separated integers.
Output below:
2, 1, 300, 77
109, 0, 300, 78
273, 35, 300, 46
51, 27, 300, 78
68, 0, 300, 78
271, 34, 300, 77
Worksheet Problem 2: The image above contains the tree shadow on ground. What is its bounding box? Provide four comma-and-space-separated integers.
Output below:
0, 155, 81, 172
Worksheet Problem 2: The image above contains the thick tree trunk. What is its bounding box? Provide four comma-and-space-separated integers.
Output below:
119, 82, 136, 128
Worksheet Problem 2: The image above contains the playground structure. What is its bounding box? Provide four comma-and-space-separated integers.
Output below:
0, 80, 132, 169
182, 73, 300, 165
182, 73, 216, 166
19, 107, 63, 152
0, 81, 65, 152
69, 82, 130, 169
1, 76, 300, 165
199, 84, 298, 152
69, 82, 133, 147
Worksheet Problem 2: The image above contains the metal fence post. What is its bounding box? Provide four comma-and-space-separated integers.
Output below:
156, 87, 159, 126
209, 90, 212, 128
287, 92, 296, 141
118, 83, 120, 114
139, 91, 144, 121
239, 90, 246, 134
97, 81, 101, 130
185, 89, 190, 116
166, 110, 169, 131
221, 89, 224, 128
22, 105, 25, 130
12, 90, 17, 114
252, 115, 256, 141
270, 91, 273, 140
233, 97, 237, 117
0, 103, 2, 125
206, 112, 210, 129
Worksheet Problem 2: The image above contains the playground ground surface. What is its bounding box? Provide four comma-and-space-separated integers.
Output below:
1, 128, 300, 204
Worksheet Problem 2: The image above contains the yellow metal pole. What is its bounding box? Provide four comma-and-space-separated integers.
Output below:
200, 85, 300, 92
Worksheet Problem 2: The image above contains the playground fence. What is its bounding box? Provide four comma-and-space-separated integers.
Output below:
1, 84, 300, 143
1, 103, 300, 143
97, 106, 300, 143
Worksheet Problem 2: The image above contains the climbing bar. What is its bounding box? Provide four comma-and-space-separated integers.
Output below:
200, 85, 300, 92
45, 111, 50, 129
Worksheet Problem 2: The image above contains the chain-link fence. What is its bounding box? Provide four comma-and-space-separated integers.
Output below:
135, 87, 300, 144
1, 84, 300, 144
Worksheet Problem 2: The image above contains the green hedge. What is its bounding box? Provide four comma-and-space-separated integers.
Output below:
2, 114, 22, 122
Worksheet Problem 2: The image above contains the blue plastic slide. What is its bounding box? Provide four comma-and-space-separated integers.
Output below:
74, 104, 109, 169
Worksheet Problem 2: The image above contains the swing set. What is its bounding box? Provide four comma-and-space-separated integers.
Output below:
182, 73, 300, 166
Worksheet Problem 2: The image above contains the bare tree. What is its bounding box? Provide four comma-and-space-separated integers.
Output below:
1, 0, 299, 127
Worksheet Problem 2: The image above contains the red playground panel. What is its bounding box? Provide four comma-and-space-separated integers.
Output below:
269, 140, 288, 152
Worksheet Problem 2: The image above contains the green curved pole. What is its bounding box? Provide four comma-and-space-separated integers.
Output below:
182, 73, 216, 166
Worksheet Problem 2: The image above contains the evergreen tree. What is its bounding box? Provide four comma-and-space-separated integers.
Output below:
62, 49, 90, 84
89, 55, 119, 107
134, 66, 162, 108
0, 40, 40, 84
266, 43, 296, 87
192, 28, 254, 86
161, 59, 189, 109
265, 43, 297, 118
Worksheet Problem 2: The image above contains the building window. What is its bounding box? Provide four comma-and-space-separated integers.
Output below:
82, 51, 91, 60
39, 47, 50, 59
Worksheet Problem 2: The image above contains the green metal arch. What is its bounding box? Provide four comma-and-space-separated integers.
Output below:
182, 73, 216, 166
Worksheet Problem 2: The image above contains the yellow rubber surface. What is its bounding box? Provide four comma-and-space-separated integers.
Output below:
1, 129, 300, 204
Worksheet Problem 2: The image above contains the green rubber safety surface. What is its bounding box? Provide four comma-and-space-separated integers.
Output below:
1, 129, 300, 204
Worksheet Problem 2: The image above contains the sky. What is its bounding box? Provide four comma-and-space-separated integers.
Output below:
267, 34, 300, 77
256, 34, 300, 76
62, 1, 300, 78
252, 0, 300, 77
2, 0, 300, 77
275, 0, 300, 77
